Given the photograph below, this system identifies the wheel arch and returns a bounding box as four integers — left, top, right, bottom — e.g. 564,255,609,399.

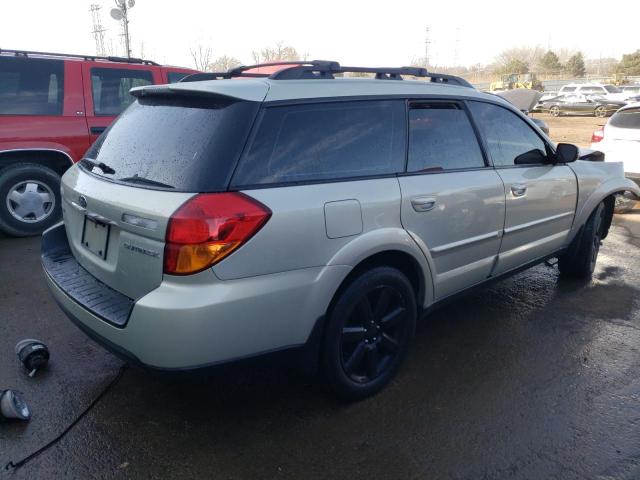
0,149,74,178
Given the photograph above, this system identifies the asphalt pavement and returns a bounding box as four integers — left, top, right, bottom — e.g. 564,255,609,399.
2,214,640,479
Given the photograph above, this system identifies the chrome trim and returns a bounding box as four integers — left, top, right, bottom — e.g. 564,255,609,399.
431,230,502,254
504,211,574,235
0,148,74,166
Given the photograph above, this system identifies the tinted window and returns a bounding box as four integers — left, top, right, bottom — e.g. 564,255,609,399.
84,96,259,192
167,72,189,83
610,108,640,129
91,68,153,115
232,100,406,186
0,57,64,115
604,85,622,93
561,86,576,93
581,86,606,95
469,102,547,166
408,104,484,172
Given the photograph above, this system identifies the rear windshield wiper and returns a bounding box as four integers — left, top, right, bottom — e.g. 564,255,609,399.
81,158,116,175
118,175,175,189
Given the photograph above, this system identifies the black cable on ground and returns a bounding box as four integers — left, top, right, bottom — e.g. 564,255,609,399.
4,363,128,473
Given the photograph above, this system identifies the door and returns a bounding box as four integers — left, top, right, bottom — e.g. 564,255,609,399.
468,101,577,275
399,102,506,300
81,63,157,144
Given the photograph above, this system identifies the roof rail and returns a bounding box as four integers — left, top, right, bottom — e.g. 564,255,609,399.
180,59,474,88
0,48,159,66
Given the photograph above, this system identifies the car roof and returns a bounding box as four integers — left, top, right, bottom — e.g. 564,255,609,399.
133,77,497,104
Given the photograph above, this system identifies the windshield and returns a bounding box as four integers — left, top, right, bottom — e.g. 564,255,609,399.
604,85,622,93
83,96,259,192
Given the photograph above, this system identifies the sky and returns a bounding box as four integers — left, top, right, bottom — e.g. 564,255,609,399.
1,0,638,70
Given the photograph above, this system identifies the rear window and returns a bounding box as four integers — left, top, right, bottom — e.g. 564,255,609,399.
231,100,406,187
91,68,153,116
84,95,259,191
610,108,640,129
0,56,64,115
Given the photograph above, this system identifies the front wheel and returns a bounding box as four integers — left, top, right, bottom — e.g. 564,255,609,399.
549,105,561,117
0,163,62,237
594,106,607,118
558,202,606,278
321,266,417,400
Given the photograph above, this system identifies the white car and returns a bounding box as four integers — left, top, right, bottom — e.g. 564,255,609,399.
591,103,640,181
558,83,628,102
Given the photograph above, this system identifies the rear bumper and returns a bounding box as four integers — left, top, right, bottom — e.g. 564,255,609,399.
42,223,349,369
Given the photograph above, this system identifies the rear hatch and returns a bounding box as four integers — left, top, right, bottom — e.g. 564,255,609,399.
61,87,262,300
604,106,640,172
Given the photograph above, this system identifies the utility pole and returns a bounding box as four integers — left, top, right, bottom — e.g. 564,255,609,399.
110,0,135,59
89,4,106,57
453,27,461,67
424,26,431,70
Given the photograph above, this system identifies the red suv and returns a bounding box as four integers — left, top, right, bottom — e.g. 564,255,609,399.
0,49,196,236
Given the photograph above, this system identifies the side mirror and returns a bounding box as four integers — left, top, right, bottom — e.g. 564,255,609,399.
555,143,579,163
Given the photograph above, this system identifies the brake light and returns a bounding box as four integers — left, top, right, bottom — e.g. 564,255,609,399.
591,127,605,143
164,193,271,275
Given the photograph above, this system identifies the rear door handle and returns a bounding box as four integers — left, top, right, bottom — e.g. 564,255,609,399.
511,184,527,197
411,196,437,212
90,126,107,135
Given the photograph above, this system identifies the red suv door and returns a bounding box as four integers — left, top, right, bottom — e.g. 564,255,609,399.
82,62,159,144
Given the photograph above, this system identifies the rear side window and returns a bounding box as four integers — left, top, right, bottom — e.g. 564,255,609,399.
468,101,548,166
580,86,606,95
232,100,406,186
167,72,189,83
408,104,484,172
0,57,64,115
610,108,640,129
91,68,153,116
84,96,259,192
560,86,576,93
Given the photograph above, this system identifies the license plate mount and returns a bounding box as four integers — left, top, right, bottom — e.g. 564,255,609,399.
81,216,110,260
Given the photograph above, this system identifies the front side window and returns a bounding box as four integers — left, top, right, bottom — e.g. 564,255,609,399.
232,100,406,186
91,68,153,116
468,101,548,167
408,103,484,172
0,57,64,115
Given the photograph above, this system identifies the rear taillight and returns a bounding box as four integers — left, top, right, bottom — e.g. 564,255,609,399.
164,193,271,275
591,127,605,143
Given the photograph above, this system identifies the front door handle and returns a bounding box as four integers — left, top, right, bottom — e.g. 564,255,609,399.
511,184,527,197
411,196,437,212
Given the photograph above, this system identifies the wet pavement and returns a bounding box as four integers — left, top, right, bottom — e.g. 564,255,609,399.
2,215,640,479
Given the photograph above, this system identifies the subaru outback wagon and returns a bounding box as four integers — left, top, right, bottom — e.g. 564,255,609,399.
42,61,639,399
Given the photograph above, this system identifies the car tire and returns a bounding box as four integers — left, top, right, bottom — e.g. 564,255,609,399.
549,105,560,117
594,106,607,118
558,202,606,278
0,163,62,237
321,266,417,400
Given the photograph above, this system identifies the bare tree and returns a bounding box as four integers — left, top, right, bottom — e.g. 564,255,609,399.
252,41,303,63
190,45,213,71
493,46,545,74
210,55,242,72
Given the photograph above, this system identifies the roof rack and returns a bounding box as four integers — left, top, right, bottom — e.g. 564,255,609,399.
180,60,474,88
0,49,159,66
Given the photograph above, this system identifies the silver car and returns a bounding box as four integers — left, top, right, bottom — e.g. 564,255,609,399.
42,61,640,399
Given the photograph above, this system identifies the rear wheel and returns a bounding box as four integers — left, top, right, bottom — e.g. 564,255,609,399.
549,105,560,117
321,266,417,400
0,163,62,237
594,106,607,118
558,202,606,278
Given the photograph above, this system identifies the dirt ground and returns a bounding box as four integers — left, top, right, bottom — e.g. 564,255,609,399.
531,112,605,147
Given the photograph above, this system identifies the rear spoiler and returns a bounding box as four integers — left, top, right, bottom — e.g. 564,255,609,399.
129,82,269,103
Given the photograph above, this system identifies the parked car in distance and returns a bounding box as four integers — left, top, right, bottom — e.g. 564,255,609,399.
591,103,640,182
558,83,628,102
0,49,197,237
621,85,640,99
539,94,626,117
42,60,639,399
